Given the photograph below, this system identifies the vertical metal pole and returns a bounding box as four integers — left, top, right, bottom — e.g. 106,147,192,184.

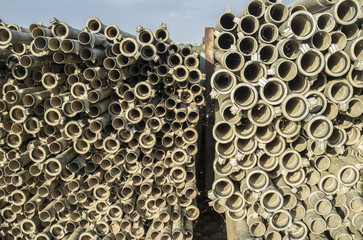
203,27,215,192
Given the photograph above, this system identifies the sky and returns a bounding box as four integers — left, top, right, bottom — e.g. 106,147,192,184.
1,0,294,44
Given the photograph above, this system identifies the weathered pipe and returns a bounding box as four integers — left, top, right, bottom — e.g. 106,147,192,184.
311,31,331,51
330,31,348,50
78,31,106,48
325,0,361,26
314,13,336,32
340,23,359,41
246,211,266,237
212,119,235,144
296,47,325,77
260,184,283,212
44,147,77,176
214,31,236,51
324,79,353,106
345,36,363,62
264,3,288,25
279,11,316,40
229,83,258,114
237,0,265,18
281,94,310,121
257,43,278,64
254,124,276,144
304,209,327,234
0,26,32,45
215,49,245,72
104,24,135,41
80,47,106,63
219,98,242,125
51,21,82,39
215,7,237,32
237,36,258,57
324,50,351,77
318,171,339,195
235,15,259,36
212,177,235,199
240,60,267,86
275,116,301,140
257,23,279,44
309,187,333,216
246,167,269,192
247,100,275,127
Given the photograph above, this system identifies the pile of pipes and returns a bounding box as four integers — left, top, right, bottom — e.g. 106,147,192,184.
0,17,203,240
210,0,363,239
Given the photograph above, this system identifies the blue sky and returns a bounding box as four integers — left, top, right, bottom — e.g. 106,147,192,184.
1,0,294,44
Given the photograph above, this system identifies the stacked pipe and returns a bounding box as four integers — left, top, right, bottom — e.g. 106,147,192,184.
0,17,202,240
209,0,363,239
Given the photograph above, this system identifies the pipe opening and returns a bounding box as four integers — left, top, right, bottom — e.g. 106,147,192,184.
331,82,351,101
251,103,271,124
0,28,10,43
263,81,284,102
336,0,358,22
238,37,257,55
317,14,335,31
225,52,243,70
106,26,118,38
54,24,67,37
233,85,255,107
248,0,264,17
327,52,349,74
219,13,235,31
214,122,233,141
214,71,233,91
262,192,282,210
265,137,284,155
290,14,313,37
122,40,136,54
341,24,358,40
214,179,233,197
312,31,330,50
260,25,277,42
259,45,276,63
217,32,235,51
250,222,266,237
282,152,300,171
236,138,255,152
321,175,338,193
71,100,84,112
271,211,290,230
243,62,263,83
241,16,258,34
300,51,321,73
248,172,268,189
347,99,363,117
269,4,287,22
80,48,92,60
284,96,307,119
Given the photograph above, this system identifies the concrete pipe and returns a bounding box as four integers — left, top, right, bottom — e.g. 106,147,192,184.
257,151,278,172
269,209,292,231
264,3,288,25
304,115,333,141
311,31,332,51
257,43,278,64
214,49,245,72
247,100,275,127
288,0,337,11
318,171,339,195
246,167,269,192
210,68,237,98
260,185,284,212
275,116,301,141
324,50,351,77
304,209,327,234
280,11,316,40
295,47,325,77
237,36,258,57
230,83,258,114
325,0,361,25
257,23,279,44
235,15,259,36
254,123,276,144
246,212,266,237
283,168,305,187
237,0,265,18
240,60,267,86
324,79,354,107
214,31,236,51
314,13,336,32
